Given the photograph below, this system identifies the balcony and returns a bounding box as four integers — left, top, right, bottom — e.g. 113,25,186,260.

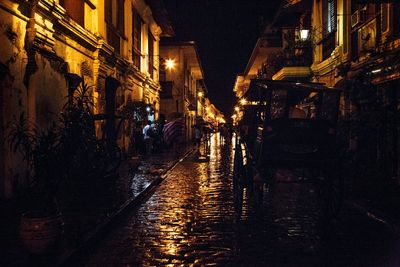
272,28,312,81
351,18,378,61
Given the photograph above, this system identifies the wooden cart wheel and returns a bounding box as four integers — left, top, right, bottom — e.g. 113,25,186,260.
319,165,344,220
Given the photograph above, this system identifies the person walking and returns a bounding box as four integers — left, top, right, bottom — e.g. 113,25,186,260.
163,118,185,154
194,125,202,151
143,121,153,155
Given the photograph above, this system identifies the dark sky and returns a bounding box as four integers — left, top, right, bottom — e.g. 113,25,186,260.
163,0,281,116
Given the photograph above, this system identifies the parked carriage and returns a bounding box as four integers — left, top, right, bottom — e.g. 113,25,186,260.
234,79,343,219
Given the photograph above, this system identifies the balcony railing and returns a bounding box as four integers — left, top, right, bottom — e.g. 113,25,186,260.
351,17,379,61
279,28,312,68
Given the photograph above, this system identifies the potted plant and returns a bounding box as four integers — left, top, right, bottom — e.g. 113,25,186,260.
8,113,64,254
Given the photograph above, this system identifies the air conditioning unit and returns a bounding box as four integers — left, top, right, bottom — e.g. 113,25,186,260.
351,9,366,28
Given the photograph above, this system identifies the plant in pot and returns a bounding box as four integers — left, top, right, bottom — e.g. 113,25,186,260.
60,78,99,180
8,113,64,255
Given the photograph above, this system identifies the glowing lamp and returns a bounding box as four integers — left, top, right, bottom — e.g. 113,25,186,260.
300,29,310,41
165,59,175,70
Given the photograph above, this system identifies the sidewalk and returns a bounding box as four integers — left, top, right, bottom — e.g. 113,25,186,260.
0,146,194,266
346,178,400,235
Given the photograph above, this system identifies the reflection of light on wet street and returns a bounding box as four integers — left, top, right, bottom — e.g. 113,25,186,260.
78,133,400,266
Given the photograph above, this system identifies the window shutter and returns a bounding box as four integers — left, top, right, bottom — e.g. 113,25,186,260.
117,0,124,34
132,8,142,68
105,0,112,24
323,0,337,37
148,32,154,78
60,0,84,26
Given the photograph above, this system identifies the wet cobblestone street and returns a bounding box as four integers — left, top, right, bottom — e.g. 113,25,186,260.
74,134,400,266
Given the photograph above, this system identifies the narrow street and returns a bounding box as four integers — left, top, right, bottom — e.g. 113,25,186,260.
72,134,400,267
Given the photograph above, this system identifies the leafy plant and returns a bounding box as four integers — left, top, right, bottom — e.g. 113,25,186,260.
8,113,63,214
60,78,99,180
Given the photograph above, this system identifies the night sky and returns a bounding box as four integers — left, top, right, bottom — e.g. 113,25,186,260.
163,0,281,116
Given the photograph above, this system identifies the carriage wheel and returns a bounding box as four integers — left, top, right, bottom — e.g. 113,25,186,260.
319,165,344,221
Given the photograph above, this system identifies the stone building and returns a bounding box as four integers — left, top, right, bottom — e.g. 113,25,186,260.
0,0,173,199
234,0,400,181
159,41,208,142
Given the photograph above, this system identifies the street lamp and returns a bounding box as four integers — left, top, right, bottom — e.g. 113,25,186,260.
299,29,310,41
234,106,240,112
240,98,247,106
198,91,203,98
165,59,175,70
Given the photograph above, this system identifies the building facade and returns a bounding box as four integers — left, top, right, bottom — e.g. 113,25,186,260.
0,0,172,199
159,41,209,142
234,0,400,182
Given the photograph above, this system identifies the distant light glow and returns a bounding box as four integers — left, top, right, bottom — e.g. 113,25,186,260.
240,99,247,105
234,106,240,112
198,92,203,97
146,106,151,112
165,59,175,70
371,69,382,74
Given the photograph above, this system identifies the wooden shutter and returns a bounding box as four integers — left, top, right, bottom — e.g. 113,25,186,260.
323,0,337,37
117,0,124,34
105,0,112,24
60,0,84,26
148,32,154,78
132,8,142,68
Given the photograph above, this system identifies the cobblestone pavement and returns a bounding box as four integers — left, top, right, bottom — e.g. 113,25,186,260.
73,134,400,267
0,149,190,267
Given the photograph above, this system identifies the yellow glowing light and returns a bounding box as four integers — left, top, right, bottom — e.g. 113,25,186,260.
234,106,240,112
300,29,310,41
165,59,175,70
240,98,247,105
231,114,237,119
198,92,203,97
205,107,210,111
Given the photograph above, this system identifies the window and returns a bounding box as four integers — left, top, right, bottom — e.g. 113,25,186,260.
148,32,154,78
105,0,124,54
343,0,348,54
322,0,336,60
132,8,142,69
60,0,84,26
381,4,389,33
117,0,124,34
395,2,400,37
323,0,336,37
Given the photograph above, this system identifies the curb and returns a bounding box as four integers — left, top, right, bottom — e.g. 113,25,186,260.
58,147,195,266
346,199,400,237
